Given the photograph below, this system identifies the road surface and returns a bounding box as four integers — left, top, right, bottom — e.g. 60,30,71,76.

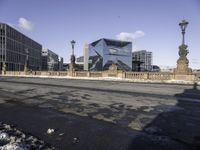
0,76,200,150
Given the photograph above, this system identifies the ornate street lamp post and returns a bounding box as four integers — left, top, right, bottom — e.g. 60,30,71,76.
70,40,76,65
179,19,188,45
175,19,192,75
69,40,76,75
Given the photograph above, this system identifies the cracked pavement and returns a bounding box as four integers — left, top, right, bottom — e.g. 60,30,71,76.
0,77,200,150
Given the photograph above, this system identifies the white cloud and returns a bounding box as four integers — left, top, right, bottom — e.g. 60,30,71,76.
18,18,33,31
116,30,145,41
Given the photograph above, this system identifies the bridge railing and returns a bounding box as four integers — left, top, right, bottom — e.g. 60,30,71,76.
1,70,200,82
75,71,88,77
125,72,148,79
148,72,172,80
90,72,103,77
125,72,173,80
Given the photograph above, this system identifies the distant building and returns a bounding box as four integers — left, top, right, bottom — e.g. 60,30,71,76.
85,38,132,71
42,48,59,71
84,44,89,70
0,23,42,71
76,56,84,63
58,57,64,71
152,65,160,72
76,56,84,70
62,63,68,71
132,50,152,71
160,66,174,72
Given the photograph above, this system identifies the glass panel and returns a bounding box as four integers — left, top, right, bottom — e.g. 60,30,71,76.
88,39,132,71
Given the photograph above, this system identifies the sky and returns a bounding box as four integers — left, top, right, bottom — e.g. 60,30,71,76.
0,0,200,69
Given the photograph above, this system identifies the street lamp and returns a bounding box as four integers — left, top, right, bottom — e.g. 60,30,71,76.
175,19,192,75
178,20,189,57
179,19,189,45
70,40,76,64
71,40,76,55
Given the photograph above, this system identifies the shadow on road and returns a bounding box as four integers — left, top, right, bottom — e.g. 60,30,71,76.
127,83,200,150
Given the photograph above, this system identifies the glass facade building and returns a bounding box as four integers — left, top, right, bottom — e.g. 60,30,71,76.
0,23,42,71
42,49,59,71
87,39,132,71
132,50,153,71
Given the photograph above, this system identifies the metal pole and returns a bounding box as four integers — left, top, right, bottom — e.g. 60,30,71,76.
72,45,74,56
182,31,185,45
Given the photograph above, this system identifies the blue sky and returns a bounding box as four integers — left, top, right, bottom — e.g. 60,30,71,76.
0,0,200,69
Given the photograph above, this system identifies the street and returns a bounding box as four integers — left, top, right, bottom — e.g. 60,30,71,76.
0,77,200,150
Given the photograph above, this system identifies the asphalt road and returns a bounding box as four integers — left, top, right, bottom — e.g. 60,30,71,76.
0,76,200,150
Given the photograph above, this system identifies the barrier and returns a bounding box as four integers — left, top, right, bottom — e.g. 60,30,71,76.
1,70,199,82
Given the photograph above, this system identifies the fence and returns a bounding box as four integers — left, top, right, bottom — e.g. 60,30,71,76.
1,70,199,81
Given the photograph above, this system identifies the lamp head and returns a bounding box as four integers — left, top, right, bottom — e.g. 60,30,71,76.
179,20,189,31
71,40,76,46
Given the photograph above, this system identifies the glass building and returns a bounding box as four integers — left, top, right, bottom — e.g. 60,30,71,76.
0,23,42,71
132,50,152,71
87,38,132,71
42,48,59,71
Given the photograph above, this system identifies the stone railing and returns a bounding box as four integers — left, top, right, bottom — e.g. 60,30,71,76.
1,70,200,82
125,72,173,80
89,72,103,77
59,71,68,76
125,72,148,79
4,71,25,75
148,72,172,80
75,71,88,77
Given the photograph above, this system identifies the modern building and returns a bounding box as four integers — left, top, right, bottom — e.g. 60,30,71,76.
76,56,84,63
85,38,132,71
132,50,152,71
152,65,160,72
76,56,84,70
42,48,59,71
84,44,89,70
0,23,42,71
62,63,68,71
58,57,64,71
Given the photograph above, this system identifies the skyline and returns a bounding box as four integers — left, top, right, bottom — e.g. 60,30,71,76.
0,0,200,69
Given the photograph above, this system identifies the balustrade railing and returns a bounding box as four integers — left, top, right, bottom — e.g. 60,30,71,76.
148,72,172,80
90,72,102,77
75,71,88,77
1,70,199,82
125,72,147,79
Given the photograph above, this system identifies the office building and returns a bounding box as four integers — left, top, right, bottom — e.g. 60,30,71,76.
132,50,152,71
58,57,64,71
76,56,84,63
42,48,59,71
85,38,132,71
84,44,89,70
0,23,42,71
76,56,84,70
